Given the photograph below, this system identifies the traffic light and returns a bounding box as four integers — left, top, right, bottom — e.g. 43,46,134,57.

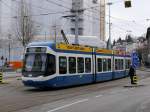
124,0,132,8
146,27,150,39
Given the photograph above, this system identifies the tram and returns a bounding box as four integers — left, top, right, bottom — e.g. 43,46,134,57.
22,41,131,88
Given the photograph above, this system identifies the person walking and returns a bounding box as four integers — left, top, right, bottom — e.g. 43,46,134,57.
128,65,136,84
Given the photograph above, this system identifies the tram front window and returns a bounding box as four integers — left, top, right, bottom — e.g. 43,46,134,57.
23,54,56,77
24,54,47,72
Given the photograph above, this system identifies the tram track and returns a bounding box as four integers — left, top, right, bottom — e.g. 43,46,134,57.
0,70,149,112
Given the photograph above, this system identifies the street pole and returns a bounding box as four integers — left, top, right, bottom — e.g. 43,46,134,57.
146,19,150,65
54,26,56,43
45,31,46,40
52,25,57,43
107,2,112,49
75,11,79,44
8,43,10,63
148,33,150,65
100,0,106,41
0,0,2,37
8,34,12,63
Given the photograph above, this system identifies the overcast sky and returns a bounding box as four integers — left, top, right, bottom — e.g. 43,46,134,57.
106,0,150,41
0,0,150,41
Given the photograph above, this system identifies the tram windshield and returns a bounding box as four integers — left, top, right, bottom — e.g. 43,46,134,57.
24,54,47,72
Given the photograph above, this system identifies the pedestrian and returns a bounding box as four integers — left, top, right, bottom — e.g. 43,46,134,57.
128,64,136,84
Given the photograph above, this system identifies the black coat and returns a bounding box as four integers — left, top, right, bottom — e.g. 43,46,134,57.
128,66,135,77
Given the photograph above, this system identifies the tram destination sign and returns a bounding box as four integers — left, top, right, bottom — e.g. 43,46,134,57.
26,47,47,53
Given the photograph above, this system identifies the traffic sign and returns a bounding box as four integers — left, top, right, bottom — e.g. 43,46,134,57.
131,51,140,68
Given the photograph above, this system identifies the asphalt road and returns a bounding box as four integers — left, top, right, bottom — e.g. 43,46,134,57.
0,69,150,112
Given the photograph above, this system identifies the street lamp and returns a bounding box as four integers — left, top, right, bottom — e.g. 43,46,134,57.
8,34,13,63
107,2,113,49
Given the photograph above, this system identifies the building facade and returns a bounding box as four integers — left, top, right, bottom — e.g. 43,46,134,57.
70,0,100,37
10,0,100,40
0,0,103,67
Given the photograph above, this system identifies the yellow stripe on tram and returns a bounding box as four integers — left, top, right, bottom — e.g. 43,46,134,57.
56,43,93,52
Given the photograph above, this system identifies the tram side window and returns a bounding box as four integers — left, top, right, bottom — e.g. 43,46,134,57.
103,58,107,72
116,59,124,70
59,57,67,74
115,59,119,70
77,57,84,73
125,60,128,69
118,59,120,70
97,58,102,72
108,59,111,71
85,58,91,73
47,54,56,75
120,59,124,70
69,57,76,74
128,60,131,68
126,60,131,69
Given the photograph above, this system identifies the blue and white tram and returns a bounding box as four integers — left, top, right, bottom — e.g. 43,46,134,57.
22,41,131,88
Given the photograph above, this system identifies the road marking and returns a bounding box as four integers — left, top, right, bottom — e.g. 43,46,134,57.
95,94,103,98
47,99,89,112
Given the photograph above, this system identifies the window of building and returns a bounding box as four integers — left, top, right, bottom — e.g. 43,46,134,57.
69,57,76,74
77,57,84,73
78,28,83,35
71,28,75,35
85,58,91,73
70,28,83,35
59,56,67,74
97,58,102,72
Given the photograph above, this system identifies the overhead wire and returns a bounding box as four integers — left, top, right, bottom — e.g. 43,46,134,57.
0,0,70,18
46,0,71,10
0,0,147,37
15,0,61,12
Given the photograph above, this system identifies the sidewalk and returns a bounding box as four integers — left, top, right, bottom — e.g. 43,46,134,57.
137,67,150,72
3,72,21,79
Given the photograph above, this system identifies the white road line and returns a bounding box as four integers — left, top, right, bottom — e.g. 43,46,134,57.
47,99,89,112
95,94,103,98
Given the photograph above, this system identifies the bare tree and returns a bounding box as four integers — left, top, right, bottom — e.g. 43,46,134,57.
16,0,36,48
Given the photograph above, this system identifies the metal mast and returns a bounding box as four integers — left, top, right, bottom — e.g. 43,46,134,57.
100,0,106,41
73,0,80,44
0,0,2,37
75,10,79,44
107,2,112,49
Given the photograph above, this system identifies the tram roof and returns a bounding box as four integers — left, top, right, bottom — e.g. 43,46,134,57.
27,41,129,56
27,41,55,47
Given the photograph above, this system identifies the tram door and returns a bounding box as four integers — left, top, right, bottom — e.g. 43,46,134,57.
95,54,114,82
92,49,96,83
